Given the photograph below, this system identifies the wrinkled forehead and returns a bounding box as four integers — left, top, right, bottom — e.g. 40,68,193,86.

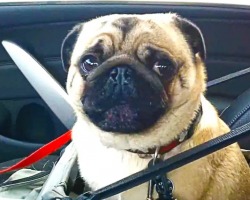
71,13,189,65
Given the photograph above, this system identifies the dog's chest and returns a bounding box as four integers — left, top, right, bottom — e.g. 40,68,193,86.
72,125,150,194
71,122,210,200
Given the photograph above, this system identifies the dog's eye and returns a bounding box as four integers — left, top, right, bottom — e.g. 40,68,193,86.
153,58,176,79
80,55,100,73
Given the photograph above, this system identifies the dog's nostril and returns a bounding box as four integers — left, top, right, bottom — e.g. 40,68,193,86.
110,68,118,81
109,66,133,85
123,69,132,85
124,69,131,79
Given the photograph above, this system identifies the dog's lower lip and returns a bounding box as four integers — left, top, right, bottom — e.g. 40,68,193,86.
95,104,142,133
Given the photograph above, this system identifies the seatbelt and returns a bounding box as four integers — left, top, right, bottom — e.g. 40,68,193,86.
207,66,250,88
69,120,250,200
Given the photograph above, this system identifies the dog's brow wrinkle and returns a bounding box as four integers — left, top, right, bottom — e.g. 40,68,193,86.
87,41,104,55
178,74,189,89
112,17,138,41
93,32,116,55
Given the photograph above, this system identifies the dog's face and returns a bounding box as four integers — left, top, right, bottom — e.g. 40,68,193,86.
62,13,207,150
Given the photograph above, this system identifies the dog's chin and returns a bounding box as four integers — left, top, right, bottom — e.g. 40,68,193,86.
84,103,166,134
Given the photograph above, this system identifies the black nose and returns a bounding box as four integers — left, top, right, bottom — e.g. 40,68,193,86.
109,65,132,86
106,65,136,101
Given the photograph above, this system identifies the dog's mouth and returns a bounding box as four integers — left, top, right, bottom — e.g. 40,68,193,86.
100,104,140,133
104,104,138,123
84,101,166,134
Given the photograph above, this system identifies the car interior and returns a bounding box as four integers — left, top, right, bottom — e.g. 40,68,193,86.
0,1,250,169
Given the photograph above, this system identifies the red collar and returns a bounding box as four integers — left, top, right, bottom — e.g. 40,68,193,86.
158,140,180,154
127,139,180,155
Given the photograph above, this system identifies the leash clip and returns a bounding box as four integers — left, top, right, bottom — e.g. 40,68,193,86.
147,147,160,200
146,147,177,200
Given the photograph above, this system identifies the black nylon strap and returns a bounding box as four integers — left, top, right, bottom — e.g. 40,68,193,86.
79,121,250,200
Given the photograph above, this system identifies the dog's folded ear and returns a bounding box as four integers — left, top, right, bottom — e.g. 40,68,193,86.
61,24,82,72
175,16,206,61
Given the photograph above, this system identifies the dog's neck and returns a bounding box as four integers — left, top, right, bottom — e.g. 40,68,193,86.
127,105,203,155
76,94,203,153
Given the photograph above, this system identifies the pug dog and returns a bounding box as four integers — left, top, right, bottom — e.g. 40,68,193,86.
61,13,250,200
